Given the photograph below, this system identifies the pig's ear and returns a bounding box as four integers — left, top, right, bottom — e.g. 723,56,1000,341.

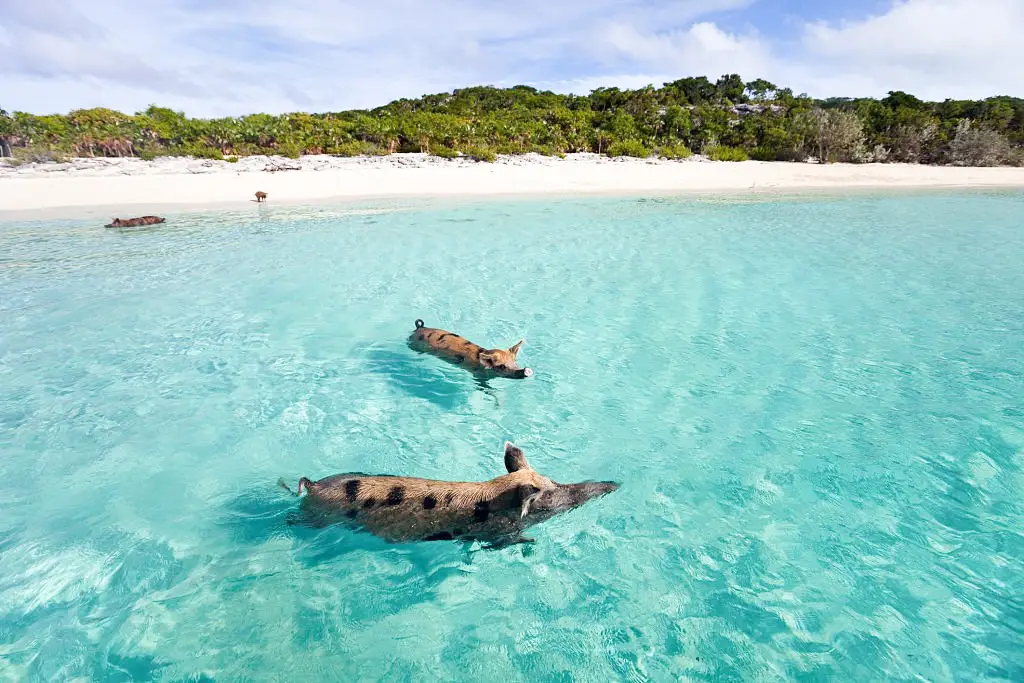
508,340,524,357
504,441,531,472
478,351,497,368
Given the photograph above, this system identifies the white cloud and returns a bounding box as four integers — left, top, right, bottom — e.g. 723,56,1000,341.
593,21,770,82
559,0,1024,101
0,0,754,115
0,0,1020,117
797,0,1024,100
804,0,1022,61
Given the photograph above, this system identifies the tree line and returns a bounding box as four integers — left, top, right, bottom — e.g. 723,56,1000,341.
1,75,1022,166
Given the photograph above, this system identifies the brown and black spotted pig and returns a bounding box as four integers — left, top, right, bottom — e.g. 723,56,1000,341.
104,216,166,228
281,442,618,548
408,319,533,379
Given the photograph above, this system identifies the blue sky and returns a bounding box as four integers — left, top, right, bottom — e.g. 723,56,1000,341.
1,0,1021,117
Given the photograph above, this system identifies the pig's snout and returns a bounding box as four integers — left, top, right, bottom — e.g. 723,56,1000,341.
516,368,533,379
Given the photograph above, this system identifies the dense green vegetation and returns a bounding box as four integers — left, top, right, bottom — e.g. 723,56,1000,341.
2,75,1022,166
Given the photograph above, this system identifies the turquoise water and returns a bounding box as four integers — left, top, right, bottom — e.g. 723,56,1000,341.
1,192,1022,681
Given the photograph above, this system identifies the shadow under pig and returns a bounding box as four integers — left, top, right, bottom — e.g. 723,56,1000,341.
359,342,498,410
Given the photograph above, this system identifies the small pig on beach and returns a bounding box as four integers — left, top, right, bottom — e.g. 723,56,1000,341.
105,216,166,228
409,319,533,380
280,442,619,548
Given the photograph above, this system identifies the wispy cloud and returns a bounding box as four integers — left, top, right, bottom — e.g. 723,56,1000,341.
798,0,1024,100
0,0,1020,117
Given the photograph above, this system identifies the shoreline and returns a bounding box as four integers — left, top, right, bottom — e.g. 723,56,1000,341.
2,153,1024,220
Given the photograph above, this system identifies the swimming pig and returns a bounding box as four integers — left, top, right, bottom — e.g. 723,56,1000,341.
280,442,618,548
105,216,166,228
409,319,533,379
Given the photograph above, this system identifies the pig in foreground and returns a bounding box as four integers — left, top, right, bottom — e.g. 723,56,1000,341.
280,442,618,548
105,216,166,228
409,319,533,380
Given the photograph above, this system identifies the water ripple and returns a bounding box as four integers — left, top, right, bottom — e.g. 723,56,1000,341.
1,193,1023,680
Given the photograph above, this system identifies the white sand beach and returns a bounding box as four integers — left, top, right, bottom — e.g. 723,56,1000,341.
2,153,1023,219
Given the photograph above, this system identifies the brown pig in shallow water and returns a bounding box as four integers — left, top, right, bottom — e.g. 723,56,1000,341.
408,319,533,379
280,442,619,548
105,216,166,228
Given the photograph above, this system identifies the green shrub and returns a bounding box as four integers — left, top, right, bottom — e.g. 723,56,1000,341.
225,155,239,163
332,141,385,157
606,140,651,158
657,143,692,160
278,143,302,159
706,145,749,162
184,145,223,160
13,146,70,164
748,146,780,161
431,145,459,159
138,148,158,161
528,144,557,157
462,145,497,162
492,142,519,155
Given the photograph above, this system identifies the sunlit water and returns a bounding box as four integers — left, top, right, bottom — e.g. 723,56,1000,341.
1,192,1022,681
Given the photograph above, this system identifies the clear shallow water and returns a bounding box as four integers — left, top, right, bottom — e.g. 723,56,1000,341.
1,192,1022,681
